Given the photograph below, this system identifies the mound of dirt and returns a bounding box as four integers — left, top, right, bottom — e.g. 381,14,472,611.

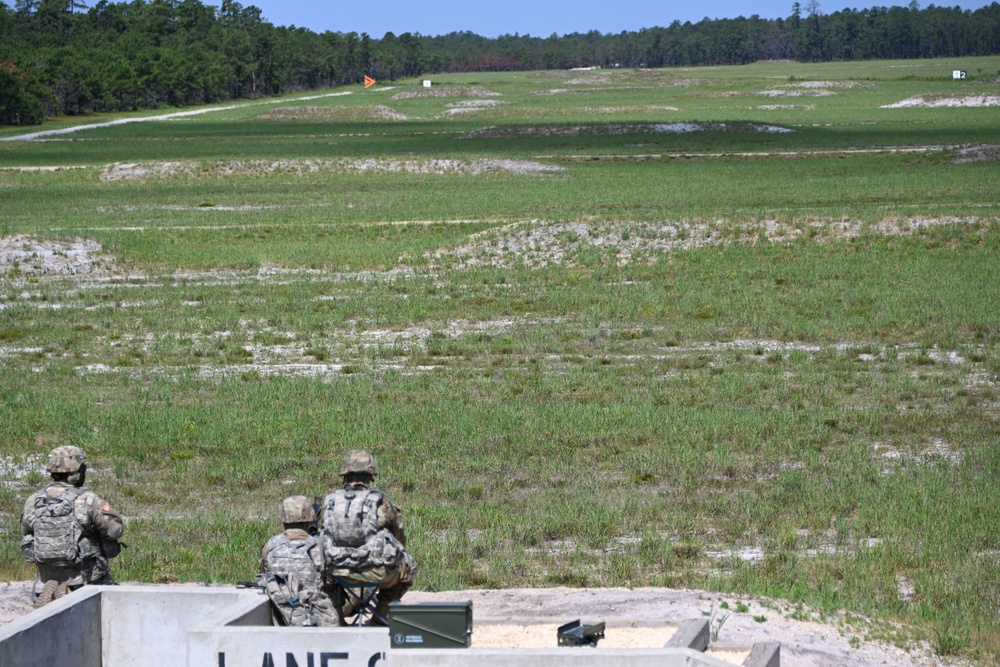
758,89,835,97
255,105,408,121
581,105,680,113
953,144,1000,163
444,100,508,108
459,122,792,140
881,95,1000,108
431,217,988,269
531,87,643,96
778,81,874,89
391,86,501,100
100,158,565,181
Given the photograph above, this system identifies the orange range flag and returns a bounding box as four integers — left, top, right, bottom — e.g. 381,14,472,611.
364,75,376,89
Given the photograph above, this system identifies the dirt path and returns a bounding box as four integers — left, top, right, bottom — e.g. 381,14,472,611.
0,582,969,666
0,92,352,142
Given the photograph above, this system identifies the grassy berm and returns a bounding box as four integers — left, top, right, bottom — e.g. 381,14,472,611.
1,57,999,661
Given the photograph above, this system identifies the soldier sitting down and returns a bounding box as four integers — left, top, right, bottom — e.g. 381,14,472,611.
260,495,339,627
320,450,417,626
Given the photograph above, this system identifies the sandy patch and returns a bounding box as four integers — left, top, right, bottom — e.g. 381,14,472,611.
101,161,199,180
582,105,680,113
439,100,510,116
433,217,983,269
538,146,952,161
779,80,874,89
255,105,408,121
391,86,501,100
874,438,964,474
99,158,564,181
953,144,1000,163
0,455,43,490
0,235,114,276
755,104,817,110
444,100,508,109
758,88,835,98
881,95,1000,108
0,582,34,625
472,622,678,649
531,86,644,96
459,122,791,140
0,166,89,172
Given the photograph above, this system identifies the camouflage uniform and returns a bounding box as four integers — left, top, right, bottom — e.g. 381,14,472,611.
259,496,338,627
19,446,124,608
319,451,417,623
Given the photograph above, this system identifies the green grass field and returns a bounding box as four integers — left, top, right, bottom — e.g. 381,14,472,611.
2,57,999,659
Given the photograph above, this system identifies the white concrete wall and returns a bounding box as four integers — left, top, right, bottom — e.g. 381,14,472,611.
101,586,259,667
190,625,391,667
0,586,102,667
188,589,391,667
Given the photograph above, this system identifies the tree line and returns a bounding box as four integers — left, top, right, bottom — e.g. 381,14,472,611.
422,2,1000,71
2,0,999,125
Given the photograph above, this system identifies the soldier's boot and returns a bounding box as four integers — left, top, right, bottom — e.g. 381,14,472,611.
34,580,62,609
91,572,117,586
372,582,410,626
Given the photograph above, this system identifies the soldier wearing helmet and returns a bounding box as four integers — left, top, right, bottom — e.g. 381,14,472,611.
259,496,338,627
19,445,124,608
318,450,418,625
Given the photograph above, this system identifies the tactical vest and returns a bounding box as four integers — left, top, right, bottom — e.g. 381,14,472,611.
321,488,402,570
263,534,323,626
31,487,85,566
264,534,322,591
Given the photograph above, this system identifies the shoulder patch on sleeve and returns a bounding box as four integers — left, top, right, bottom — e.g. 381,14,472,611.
103,502,111,512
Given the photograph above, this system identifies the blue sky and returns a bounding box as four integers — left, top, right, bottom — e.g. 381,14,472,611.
206,0,996,38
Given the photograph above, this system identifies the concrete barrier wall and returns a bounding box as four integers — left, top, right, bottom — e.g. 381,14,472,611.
190,625,391,667
101,586,257,667
0,587,775,667
221,591,273,627
0,586,102,667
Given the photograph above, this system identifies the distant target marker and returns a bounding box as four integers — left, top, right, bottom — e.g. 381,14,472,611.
364,75,376,88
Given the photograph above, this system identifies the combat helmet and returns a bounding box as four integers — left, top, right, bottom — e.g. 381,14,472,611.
45,446,87,474
339,450,377,477
279,496,315,524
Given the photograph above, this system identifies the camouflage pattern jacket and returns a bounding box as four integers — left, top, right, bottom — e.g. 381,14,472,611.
259,528,329,626
319,482,410,575
20,482,124,586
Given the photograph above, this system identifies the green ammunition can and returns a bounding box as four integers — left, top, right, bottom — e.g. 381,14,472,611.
388,601,473,649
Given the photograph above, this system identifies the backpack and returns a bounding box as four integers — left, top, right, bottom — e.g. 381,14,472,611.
321,488,382,549
31,488,84,566
321,488,406,571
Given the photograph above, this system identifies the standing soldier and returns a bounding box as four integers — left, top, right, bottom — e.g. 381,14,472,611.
19,445,124,608
259,496,339,627
319,450,417,625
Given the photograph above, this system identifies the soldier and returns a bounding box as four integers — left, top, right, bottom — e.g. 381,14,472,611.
319,450,417,626
19,445,124,609
259,496,339,627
